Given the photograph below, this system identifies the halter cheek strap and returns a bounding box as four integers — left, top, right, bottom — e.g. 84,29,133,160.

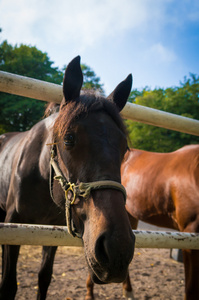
49,147,126,238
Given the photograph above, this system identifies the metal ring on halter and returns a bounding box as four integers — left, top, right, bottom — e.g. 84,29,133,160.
65,183,76,205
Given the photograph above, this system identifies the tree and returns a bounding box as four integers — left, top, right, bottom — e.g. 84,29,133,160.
0,41,63,83
81,64,104,94
126,74,199,152
0,41,64,133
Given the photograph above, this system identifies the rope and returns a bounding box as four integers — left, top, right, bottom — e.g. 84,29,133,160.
77,181,126,201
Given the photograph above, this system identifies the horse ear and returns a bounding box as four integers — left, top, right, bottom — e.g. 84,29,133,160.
107,74,132,112
62,56,83,105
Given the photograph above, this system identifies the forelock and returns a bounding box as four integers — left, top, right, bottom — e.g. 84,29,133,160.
53,93,126,140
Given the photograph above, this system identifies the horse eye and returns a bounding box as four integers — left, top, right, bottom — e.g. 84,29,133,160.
64,133,75,146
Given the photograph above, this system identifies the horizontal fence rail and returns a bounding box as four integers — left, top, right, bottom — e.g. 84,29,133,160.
0,223,199,249
0,71,199,136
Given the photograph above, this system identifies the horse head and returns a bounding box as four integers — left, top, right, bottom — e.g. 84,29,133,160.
51,56,135,284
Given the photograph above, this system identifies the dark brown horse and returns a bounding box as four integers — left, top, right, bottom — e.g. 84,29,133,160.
0,56,135,300
86,145,199,300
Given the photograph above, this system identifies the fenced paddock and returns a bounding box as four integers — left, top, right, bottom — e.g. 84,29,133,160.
0,70,199,250
0,71,199,299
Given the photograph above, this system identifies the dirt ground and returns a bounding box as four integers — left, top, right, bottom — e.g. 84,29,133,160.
0,244,185,300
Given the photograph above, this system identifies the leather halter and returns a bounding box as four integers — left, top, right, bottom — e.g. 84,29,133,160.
49,146,126,238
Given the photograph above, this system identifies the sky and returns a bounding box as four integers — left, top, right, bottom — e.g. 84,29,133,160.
0,0,199,95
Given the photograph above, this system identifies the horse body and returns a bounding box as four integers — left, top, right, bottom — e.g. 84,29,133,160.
0,56,135,300
123,146,199,233
122,146,199,300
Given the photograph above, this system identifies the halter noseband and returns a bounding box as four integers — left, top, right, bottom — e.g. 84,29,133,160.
49,146,126,238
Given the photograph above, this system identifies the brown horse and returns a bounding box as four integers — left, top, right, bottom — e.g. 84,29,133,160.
0,56,135,300
86,145,199,300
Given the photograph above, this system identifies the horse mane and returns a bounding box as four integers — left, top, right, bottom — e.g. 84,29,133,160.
53,92,127,141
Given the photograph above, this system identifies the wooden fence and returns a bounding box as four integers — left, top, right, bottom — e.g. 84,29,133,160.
0,71,199,136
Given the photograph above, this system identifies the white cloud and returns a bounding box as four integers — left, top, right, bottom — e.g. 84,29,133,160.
146,43,177,64
0,0,168,49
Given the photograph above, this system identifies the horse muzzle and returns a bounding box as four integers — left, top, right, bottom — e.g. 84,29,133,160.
87,233,135,284
84,222,135,284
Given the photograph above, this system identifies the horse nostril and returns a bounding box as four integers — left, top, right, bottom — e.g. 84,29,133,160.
95,233,110,264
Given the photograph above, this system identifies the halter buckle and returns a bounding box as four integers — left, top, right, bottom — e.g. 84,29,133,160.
65,182,76,205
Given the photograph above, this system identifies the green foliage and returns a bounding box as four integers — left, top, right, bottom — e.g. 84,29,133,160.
81,64,104,94
0,41,64,133
0,41,63,83
126,74,199,152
